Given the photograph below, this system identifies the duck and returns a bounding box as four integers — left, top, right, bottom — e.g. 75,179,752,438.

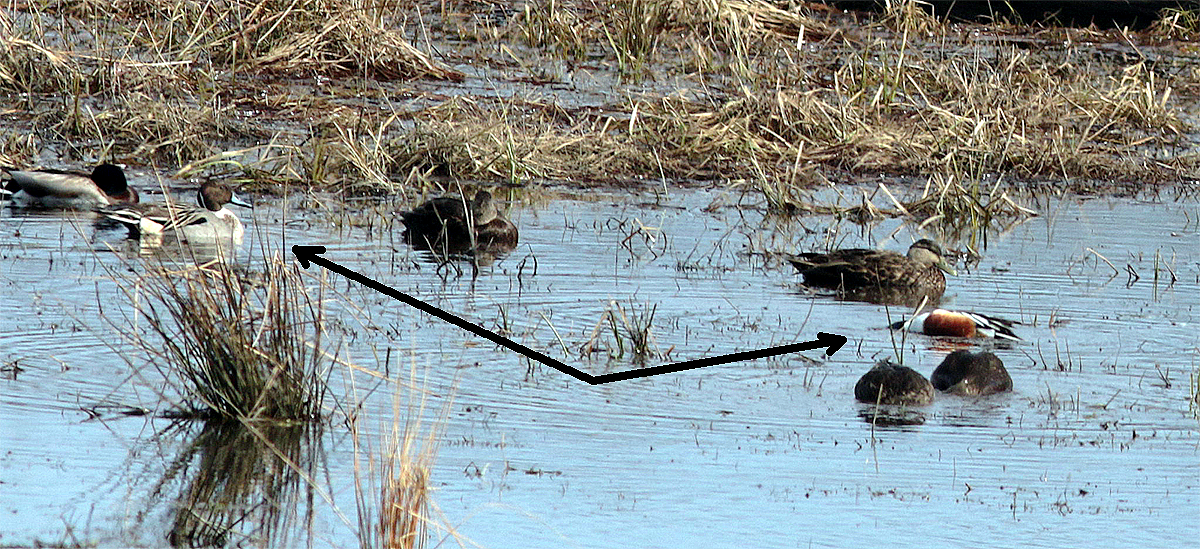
930,350,1012,396
854,359,934,406
891,309,1021,340
788,239,956,295
2,163,139,208
400,190,518,256
99,181,251,246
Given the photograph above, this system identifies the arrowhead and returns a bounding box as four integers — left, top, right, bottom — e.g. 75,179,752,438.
817,332,847,356
291,245,327,269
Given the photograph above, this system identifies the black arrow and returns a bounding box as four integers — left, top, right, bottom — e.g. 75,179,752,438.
293,245,846,385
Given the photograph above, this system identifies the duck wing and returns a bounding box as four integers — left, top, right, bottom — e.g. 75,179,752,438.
960,311,1021,340
4,169,94,199
788,249,907,288
101,203,210,234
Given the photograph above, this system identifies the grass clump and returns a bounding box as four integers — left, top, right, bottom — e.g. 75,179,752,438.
581,300,661,364
119,256,331,422
351,367,451,549
389,96,659,185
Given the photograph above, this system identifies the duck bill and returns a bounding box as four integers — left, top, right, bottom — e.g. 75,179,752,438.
936,258,957,276
229,191,253,209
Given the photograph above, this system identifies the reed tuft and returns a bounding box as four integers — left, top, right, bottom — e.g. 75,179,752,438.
119,256,330,422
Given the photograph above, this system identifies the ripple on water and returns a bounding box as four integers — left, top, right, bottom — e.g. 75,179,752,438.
1,187,1197,548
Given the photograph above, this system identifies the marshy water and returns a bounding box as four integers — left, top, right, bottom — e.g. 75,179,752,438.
1,183,1197,548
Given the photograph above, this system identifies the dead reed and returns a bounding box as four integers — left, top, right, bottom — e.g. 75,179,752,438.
1191,359,1200,421
351,363,451,549
1,0,1195,196
115,255,330,422
1149,7,1200,40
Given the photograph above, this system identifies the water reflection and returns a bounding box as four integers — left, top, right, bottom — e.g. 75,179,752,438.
856,406,928,427
142,420,322,548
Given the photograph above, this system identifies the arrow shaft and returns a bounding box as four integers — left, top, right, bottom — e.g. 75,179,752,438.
591,341,823,383
306,255,591,382
297,249,837,385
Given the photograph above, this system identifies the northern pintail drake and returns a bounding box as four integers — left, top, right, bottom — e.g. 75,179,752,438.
854,360,934,406
401,190,518,256
100,181,251,245
891,309,1021,340
930,350,1013,396
789,239,956,295
2,163,139,208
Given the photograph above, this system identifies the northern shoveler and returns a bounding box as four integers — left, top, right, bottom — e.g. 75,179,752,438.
891,309,1021,340
854,360,934,406
930,350,1013,396
100,181,252,246
788,239,956,295
2,164,139,208
401,190,518,256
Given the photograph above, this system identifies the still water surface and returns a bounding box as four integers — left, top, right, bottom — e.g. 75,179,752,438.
1,183,1197,548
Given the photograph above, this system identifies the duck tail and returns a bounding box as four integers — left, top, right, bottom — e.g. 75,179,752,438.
964,311,1022,341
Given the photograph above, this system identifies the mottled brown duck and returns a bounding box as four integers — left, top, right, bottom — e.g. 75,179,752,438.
788,239,956,305
400,190,518,257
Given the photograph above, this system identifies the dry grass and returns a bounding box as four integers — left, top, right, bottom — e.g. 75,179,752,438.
388,96,660,185
637,42,1191,181
1,0,1195,196
0,0,457,168
351,365,451,549
1149,7,1200,40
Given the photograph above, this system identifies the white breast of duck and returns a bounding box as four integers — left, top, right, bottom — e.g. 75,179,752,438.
101,181,250,245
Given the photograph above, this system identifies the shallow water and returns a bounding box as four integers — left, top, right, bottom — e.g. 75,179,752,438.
1,183,1197,548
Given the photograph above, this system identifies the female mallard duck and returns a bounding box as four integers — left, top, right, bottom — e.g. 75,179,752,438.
854,360,934,406
2,163,139,208
401,190,518,256
891,309,1021,340
930,350,1012,396
789,239,956,295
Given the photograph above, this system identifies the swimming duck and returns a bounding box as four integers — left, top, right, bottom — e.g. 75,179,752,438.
2,163,139,208
788,239,956,296
400,190,518,256
891,309,1021,340
100,181,251,246
854,359,934,406
930,350,1012,396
